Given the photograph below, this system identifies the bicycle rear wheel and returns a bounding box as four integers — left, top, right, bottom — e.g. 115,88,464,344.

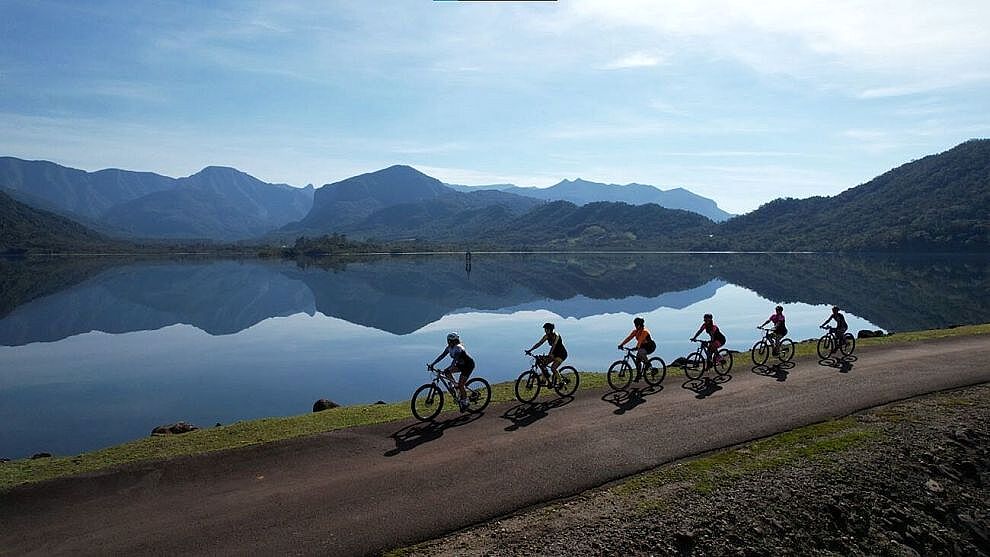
751,340,769,366
514,370,541,403
840,333,856,356
714,349,733,376
464,377,491,413
607,360,633,390
643,357,666,386
778,338,795,362
411,384,443,421
682,352,705,380
817,335,833,359
554,366,580,397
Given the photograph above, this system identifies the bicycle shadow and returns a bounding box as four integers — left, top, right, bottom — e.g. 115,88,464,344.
500,396,574,431
384,412,482,456
818,354,858,373
681,374,731,399
751,360,796,382
602,384,663,415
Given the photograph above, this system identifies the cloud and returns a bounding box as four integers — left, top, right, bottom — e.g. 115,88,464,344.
599,51,666,70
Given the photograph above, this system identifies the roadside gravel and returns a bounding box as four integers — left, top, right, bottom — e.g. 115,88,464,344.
399,385,990,556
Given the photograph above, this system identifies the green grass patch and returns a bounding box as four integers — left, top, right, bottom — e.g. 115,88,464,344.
616,417,880,500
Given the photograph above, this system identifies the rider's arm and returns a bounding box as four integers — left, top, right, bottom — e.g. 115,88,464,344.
690,325,703,341
529,334,547,352
430,346,450,367
618,330,635,347
759,318,770,327
821,315,834,327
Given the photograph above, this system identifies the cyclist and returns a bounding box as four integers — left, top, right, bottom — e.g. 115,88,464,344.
429,332,476,411
526,322,568,385
691,313,727,364
758,305,787,355
820,306,848,352
618,317,656,374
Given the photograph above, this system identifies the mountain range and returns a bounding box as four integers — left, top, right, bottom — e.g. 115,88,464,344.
447,178,733,222
1,139,988,252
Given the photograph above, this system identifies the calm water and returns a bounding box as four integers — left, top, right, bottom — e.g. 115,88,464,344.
0,253,987,459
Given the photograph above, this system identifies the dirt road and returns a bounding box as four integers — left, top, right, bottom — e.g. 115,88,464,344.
2,335,989,556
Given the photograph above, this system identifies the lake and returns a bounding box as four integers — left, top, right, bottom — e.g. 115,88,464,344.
1,252,987,459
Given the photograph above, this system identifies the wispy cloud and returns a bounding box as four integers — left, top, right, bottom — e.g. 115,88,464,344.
599,51,666,70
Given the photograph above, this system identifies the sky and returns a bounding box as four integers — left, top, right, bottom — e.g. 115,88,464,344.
1,1,989,214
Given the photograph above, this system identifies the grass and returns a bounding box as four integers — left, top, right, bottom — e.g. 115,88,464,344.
2,323,988,492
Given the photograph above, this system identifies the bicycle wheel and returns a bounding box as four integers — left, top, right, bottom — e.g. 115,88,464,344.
682,352,705,380
817,335,833,359
643,357,667,387
411,384,443,421
554,366,580,397
464,377,491,413
714,349,733,376
751,340,769,366
778,338,795,362
607,360,633,390
514,370,542,403
840,333,856,356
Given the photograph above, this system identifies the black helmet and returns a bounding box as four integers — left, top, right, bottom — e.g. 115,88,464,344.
633,317,645,326
543,322,554,331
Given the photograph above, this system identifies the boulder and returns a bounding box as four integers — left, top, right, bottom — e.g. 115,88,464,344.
374,400,387,405
151,422,199,436
857,329,885,339
31,453,52,459
0,458,10,464
313,399,340,412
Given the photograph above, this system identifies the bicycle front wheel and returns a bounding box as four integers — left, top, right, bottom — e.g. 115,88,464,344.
840,333,856,356
817,335,833,359
778,338,795,362
682,352,705,380
643,357,667,386
751,340,769,366
554,366,580,397
714,349,733,376
607,360,633,391
514,370,541,403
411,384,443,421
464,377,492,413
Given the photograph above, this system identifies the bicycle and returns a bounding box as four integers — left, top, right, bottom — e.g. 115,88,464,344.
514,352,580,403
606,347,667,391
751,327,795,365
681,339,733,380
411,364,492,421
817,326,855,359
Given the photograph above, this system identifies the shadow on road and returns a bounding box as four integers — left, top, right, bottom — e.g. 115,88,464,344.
384,412,482,456
818,354,858,373
681,374,731,399
751,360,796,382
500,396,574,431
602,384,663,415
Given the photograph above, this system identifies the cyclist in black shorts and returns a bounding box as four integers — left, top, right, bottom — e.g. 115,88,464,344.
821,306,848,349
430,332,476,411
526,322,568,384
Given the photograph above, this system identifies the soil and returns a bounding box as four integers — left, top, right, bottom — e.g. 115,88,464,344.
401,385,990,556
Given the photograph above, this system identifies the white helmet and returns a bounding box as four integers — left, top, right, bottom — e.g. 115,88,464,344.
446,332,460,342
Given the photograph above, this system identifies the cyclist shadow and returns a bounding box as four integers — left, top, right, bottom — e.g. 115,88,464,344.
751,361,796,382
500,396,574,431
384,412,482,457
818,354,858,373
602,384,663,415
681,374,730,399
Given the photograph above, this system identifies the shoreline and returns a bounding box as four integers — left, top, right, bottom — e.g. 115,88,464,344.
1,323,988,492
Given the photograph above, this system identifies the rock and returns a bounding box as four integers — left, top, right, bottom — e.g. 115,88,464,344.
151,422,199,436
31,452,52,459
214,422,223,428
925,479,943,493
0,458,10,464
313,399,340,412
857,329,885,339
375,400,387,405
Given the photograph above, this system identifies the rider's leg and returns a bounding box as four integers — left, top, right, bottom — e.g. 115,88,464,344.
712,340,724,363
636,348,647,371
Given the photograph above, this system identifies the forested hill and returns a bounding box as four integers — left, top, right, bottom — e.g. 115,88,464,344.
0,191,120,253
716,139,990,251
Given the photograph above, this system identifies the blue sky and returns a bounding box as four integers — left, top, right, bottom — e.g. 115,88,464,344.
1,1,988,213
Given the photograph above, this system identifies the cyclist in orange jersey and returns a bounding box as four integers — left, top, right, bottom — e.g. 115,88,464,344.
618,317,657,373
